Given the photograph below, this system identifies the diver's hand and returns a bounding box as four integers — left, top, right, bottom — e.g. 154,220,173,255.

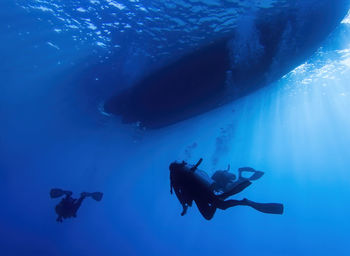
181,204,188,216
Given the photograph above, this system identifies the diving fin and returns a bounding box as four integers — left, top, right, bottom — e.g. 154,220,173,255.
244,199,284,214
90,192,103,201
249,171,264,181
50,188,65,198
238,167,264,181
50,188,72,198
238,167,256,173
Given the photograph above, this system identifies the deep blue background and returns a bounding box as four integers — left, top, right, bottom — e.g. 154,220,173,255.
1,1,350,255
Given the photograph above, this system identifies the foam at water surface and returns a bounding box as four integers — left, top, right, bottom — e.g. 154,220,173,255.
16,0,288,59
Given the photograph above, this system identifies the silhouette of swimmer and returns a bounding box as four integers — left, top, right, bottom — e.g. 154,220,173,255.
50,188,103,222
169,159,283,220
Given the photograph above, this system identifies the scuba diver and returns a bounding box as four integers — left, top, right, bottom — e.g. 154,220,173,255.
50,188,103,222
169,159,283,220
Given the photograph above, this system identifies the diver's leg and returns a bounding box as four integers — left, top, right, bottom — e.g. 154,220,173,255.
214,198,247,210
242,198,284,214
195,200,216,220
181,204,188,216
214,197,284,214
217,180,252,200
73,195,86,214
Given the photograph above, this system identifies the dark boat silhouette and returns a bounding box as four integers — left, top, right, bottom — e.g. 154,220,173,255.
104,1,350,129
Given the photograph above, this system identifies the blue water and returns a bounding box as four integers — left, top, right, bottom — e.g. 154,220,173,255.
2,0,350,255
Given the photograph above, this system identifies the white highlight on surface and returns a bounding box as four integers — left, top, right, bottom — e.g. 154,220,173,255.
76,7,87,13
106,0,126,10
341,10,350,24
98,102,111,117
86,22,97,30
29,5,53,13
96,42,106,47
47,42,60,50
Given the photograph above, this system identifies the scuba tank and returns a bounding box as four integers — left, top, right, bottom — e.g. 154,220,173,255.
186,158,214,189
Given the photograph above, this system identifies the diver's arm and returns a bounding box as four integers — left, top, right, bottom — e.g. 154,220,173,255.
181,204,188,216
174,187,185,205
177,189,188,216
174,187,193,216
174,187,189,215
170,174,174,194
72,195,86,214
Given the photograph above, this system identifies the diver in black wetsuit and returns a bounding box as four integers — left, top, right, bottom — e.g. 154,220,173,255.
169,159,283,220
50,188,103,222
